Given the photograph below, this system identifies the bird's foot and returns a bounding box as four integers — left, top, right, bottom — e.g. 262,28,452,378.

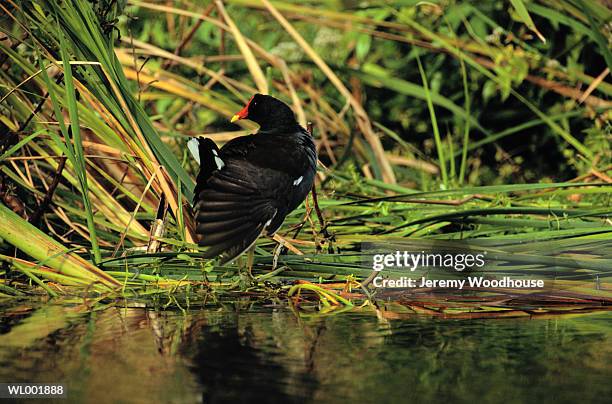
237,269,256,289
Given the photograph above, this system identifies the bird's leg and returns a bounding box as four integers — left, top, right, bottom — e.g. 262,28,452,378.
237,244,257,288
246,244,255,278
271,237,286,271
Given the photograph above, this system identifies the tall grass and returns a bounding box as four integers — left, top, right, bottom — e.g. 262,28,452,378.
0,0,609,309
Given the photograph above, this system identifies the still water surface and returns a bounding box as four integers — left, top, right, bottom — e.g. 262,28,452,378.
0,303,610,404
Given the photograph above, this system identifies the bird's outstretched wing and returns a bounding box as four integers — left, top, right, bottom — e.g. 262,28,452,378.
193,137,295,264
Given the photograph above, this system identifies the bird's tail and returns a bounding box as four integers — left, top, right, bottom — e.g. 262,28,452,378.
191,138,221,206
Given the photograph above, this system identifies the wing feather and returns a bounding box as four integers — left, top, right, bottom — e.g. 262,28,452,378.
202,225,265,264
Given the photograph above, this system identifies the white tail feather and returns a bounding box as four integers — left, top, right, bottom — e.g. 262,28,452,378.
187,138,200,165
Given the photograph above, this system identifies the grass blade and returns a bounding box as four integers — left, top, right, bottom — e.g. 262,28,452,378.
509,0,546,42
416,53,447,187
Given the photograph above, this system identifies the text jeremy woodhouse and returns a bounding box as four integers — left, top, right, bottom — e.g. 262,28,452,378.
370,251,545,289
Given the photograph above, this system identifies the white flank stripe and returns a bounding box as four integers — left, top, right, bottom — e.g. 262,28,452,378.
264,209,277,229
214,156,225,170
293,176,303,186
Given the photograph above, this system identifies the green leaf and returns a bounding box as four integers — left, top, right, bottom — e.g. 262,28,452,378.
575,0,612,71
509,0,546,43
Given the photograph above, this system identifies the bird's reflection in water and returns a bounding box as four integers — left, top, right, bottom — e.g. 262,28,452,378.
182,312,318,404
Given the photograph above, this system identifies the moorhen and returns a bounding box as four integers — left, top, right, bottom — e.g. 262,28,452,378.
190,94,317,263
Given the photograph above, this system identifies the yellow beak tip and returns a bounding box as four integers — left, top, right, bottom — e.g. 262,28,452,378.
230,115,239,123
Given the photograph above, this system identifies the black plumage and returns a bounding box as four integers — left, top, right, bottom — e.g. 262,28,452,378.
192,94,317,263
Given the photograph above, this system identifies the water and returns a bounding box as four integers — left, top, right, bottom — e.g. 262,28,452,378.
0,302,610,404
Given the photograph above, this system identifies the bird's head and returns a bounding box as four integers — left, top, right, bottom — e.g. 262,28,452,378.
231,94,297,132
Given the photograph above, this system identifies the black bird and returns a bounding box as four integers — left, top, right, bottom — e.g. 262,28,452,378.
191,94,317,263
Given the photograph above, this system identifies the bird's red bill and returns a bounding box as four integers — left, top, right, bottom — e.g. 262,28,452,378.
231,96,254,122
